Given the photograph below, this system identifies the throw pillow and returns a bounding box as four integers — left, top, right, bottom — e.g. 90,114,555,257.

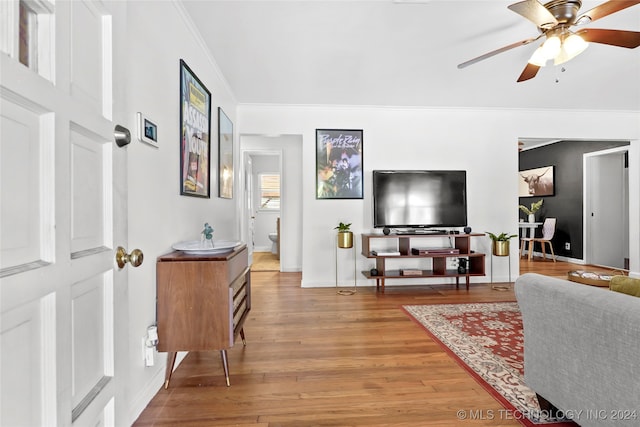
610,275,640,297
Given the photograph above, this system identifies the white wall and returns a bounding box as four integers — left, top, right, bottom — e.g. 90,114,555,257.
122,1,239,422
238,105,640,286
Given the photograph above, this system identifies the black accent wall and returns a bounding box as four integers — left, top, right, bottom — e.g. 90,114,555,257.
519,140,629,260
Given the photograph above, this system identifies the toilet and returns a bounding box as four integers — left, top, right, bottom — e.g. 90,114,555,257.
268,232,278,255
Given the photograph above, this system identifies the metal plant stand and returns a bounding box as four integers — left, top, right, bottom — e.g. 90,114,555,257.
335,238,357,295
491,250,512,291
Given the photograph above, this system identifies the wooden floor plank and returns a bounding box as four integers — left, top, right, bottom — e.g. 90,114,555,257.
133,260,605,426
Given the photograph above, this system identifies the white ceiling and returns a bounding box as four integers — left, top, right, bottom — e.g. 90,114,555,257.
181,0,640,110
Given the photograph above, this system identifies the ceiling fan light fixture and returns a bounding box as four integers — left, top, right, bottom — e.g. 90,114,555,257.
541,35,562,59
564,33,588,55
554,33,589,65
528,46,548,66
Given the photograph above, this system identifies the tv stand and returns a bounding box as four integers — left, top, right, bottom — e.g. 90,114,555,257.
361,233,485,292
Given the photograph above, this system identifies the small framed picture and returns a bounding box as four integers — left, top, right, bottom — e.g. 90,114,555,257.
137,112,158,147
519,165,554,197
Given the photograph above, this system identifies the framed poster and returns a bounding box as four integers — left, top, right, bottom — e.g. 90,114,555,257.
316,129,363,199
179,59,211,198
519,166,554,197
218,107,233,199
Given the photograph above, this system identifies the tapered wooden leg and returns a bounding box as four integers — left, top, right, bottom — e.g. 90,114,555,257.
164,351,177,389
240,328,247,346
520,239,525,257
548,241,556,262
220,350,230,387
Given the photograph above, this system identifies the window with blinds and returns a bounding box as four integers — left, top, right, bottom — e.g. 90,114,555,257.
259,173,280,210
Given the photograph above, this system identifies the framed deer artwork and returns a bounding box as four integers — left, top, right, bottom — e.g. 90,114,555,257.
519,166,555,197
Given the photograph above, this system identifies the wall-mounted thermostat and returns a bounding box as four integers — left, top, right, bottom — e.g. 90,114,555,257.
137,112,158,147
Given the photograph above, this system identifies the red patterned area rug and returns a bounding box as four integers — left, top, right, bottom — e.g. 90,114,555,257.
403,302,576,427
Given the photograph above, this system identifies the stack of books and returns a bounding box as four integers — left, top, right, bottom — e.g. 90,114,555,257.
400,269,422,276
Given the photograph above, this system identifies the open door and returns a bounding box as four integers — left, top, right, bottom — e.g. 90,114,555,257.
1,1,132,425
585,147,629,269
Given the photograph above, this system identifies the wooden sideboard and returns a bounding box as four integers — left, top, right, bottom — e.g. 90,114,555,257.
156,245,251,388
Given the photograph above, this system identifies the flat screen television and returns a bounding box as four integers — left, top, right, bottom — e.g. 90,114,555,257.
372,170,468,229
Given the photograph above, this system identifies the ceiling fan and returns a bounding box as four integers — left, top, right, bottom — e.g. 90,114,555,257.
458,0,640,82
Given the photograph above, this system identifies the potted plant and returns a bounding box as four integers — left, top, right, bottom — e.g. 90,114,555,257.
519,199,543,223
335,222,353,248
486,232,518,256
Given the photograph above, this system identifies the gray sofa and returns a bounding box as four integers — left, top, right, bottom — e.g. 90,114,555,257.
515,273,640,427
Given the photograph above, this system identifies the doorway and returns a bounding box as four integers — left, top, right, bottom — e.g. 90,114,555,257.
518,139,630,271
246,152,282,271
240,134,304,273
585,147,629,269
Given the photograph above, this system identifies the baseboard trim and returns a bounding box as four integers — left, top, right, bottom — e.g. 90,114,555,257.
523,251,584,264
127,351,188,425
128,364,165,425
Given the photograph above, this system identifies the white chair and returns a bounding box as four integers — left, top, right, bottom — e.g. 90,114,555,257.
521,218,557,262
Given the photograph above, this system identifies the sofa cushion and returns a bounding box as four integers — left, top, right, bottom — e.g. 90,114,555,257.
610,275,640,297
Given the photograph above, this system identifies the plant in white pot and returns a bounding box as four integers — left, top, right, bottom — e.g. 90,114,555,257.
519,199,543,223
335,222,353,248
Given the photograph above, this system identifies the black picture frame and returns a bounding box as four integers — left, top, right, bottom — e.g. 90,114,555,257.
179,59,211,198
316,129,363,199
518,165,555,197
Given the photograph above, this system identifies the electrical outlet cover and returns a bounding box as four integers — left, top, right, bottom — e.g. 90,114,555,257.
145,347,155,366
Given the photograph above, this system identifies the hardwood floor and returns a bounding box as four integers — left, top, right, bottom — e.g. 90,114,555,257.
133,260,601,427
251,251,281,272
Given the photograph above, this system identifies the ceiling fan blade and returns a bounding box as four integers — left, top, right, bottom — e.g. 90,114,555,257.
457,36,541,69
517,63,541,82
508,0,558,29
575,0,640,25
577,28,640,48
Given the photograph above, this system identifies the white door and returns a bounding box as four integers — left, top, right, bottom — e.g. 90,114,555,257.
1,1,130,426
585,148,629,269
243,153,255,256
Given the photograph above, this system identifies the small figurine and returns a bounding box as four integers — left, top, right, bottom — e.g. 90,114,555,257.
201,223,214,247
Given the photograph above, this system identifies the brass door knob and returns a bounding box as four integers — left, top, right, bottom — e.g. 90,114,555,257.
116,246,144,268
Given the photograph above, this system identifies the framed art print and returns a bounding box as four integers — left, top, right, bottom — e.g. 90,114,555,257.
316,129,363,199
519,165,554,197
179,59,211,198
218,107,233,199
